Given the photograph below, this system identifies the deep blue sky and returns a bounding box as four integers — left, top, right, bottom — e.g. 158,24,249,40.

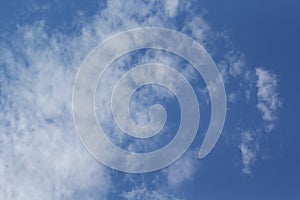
0,0,299,199
200,0,300,198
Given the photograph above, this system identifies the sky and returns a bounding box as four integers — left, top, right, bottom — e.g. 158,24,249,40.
0,0,299,199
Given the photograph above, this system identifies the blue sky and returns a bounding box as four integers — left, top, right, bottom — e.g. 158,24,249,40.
0,0,299,199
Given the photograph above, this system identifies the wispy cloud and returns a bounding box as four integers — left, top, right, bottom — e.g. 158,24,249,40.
0,1,195,198
164,151,198,187
0,24,111,199
122,185,182,200
0,0,282,198
219,57,281,174
164,0,179,18
237,68,280,174
239,131,259,174
256,68,281,132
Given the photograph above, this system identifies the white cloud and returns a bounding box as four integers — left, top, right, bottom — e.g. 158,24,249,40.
181,15,210,44
0,19,113,200
0,1,192,198
164,151,197,186
0,0,283,197
122,186,182,200
218,51,248,84
256,68,281,132
239,131,259,175
164,0,179,17
227,92,237,104
226,51,246,77
237,68,281,175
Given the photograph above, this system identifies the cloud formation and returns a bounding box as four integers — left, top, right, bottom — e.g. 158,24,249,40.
0,24,111,199
239,131,259,174
256,68,281,132
0,0,282,198
122,186,182,200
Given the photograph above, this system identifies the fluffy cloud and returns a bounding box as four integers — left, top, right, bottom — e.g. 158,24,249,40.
0,1,192,198
0,0,282,198
0,26,111,199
